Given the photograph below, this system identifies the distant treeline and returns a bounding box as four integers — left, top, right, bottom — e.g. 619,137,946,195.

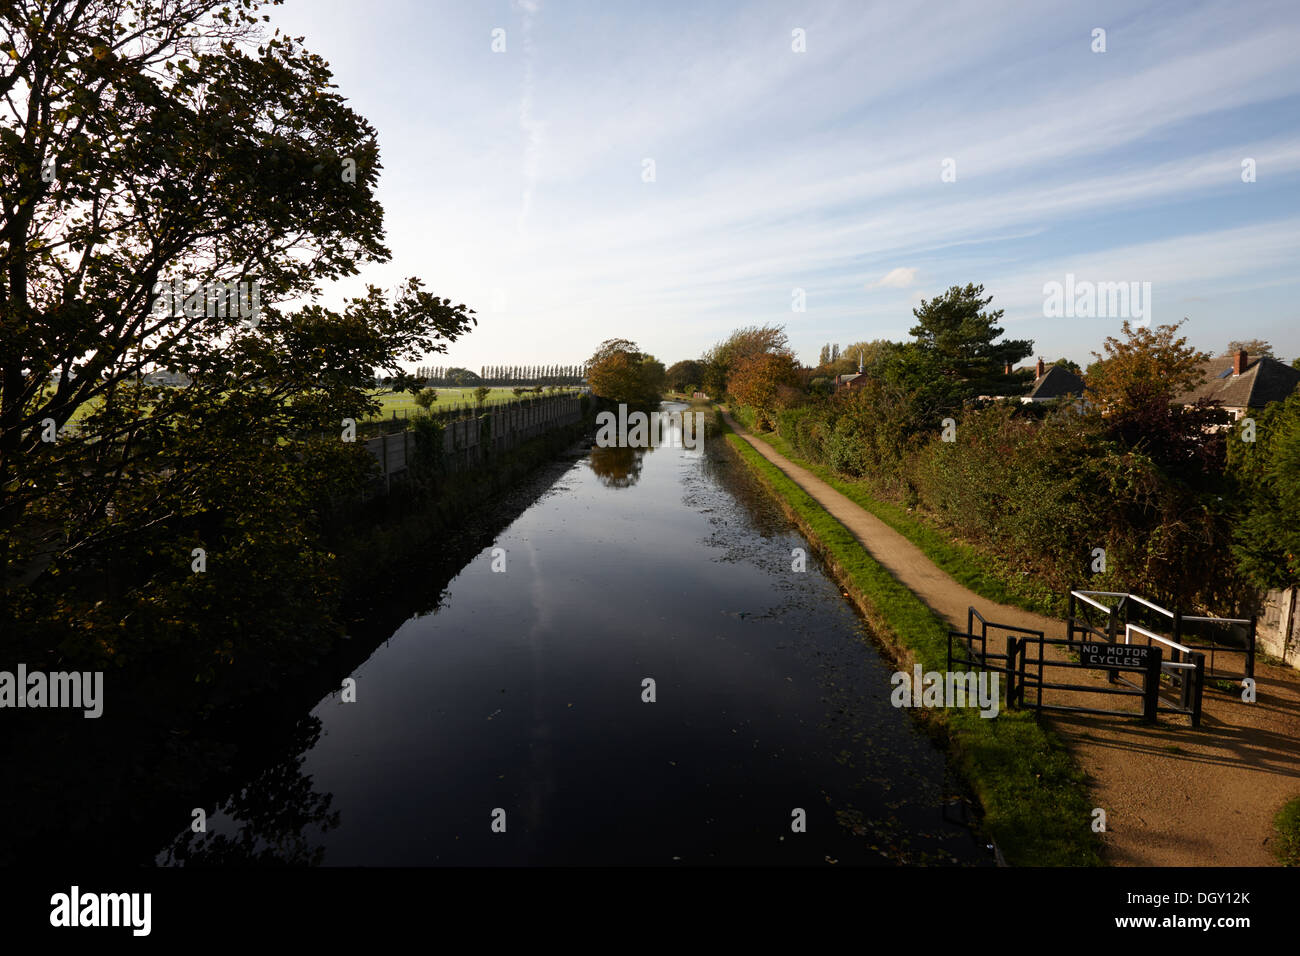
402,364,589,387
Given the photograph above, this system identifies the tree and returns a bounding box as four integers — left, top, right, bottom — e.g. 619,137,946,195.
727,353,802,426
909,283,1032,383
1086,320,1209,413
1051,357,1082,374
474,386,491,405
818,344,831,368
0,1,478,593
824,343,962,479
1228,390,1300,588
701,324,792,398
665,359,704,393
445,367,481,386
414,388,438,411
826,339,897,378
586,339,665,406
1226,339,1274,359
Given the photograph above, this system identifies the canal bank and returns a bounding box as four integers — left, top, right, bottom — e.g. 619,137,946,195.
714,406,1101,866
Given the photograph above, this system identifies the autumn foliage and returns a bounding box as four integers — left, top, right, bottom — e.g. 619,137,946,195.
585,338,667,406
727,352,802,425
1086,320,1209,412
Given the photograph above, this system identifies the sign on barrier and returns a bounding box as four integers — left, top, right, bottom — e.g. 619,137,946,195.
1080,642,1152,668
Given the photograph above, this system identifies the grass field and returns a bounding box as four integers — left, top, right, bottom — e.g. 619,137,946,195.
46,385,578,426
364,387,578,419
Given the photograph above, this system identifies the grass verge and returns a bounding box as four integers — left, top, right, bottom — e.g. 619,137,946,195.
1274,795,1300,866
718,410,1102,866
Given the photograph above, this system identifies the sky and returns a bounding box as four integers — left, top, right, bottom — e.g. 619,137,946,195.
268,0,1300,372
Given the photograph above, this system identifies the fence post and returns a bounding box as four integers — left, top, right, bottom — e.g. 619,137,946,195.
1067,588,1076,645
1179,647,1192,712
1004,636,1018,711
1247,615,1257,679
1017,639,1029,708
1142,646,1164,723
1106,604,1120,684
1191,652,1205,728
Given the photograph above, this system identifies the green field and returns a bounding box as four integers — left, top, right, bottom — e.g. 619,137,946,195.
46,385,577,426
364,387,577,419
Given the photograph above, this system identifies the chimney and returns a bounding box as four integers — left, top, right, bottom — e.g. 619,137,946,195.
1004,361,1012,376
1035,357,1045,378
1233,348,1248,375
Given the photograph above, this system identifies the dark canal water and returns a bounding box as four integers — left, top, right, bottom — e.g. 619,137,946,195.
158,403,991,866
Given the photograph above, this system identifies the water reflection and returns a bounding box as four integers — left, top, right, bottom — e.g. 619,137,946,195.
588,444,647,487
158,716,339,866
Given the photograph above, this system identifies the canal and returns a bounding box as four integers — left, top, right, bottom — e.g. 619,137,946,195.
158,402,991,866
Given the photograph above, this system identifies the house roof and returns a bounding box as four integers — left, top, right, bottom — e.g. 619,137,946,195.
1177,355,1300,409
1026,364,1086,400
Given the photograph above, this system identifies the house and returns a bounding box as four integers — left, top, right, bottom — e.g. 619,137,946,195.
143,369,192,387
833,372,866,392
1020,358,1087,405
1174,349,1300,421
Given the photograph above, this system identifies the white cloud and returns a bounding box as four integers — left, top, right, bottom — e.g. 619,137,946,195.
870,268,918,289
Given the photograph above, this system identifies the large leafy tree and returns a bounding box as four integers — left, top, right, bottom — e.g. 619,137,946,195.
1085,319,1209,413
909,283,1031,384
727,352,802,425
701,323,792,398
0,2,478,604
0,1,478,594
664,359,703,393
586,338,665,406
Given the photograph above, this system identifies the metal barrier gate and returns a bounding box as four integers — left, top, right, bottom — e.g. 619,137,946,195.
948,603,1206,727
1067,588,1255,679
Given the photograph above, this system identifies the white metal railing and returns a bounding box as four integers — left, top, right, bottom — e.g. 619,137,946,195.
1125,624,1196,670
1127,594,1175,619
1070,590,1112,613
1070,590,1175,619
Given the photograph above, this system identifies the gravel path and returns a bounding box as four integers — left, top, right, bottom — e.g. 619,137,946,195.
723,410,1300,866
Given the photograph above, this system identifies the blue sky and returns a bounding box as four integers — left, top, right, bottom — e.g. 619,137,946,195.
271,0,1300,371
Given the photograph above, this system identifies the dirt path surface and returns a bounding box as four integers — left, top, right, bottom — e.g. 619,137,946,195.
722,410,1300,866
